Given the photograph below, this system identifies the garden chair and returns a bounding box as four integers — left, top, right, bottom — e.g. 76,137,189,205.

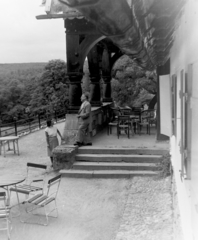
117,115,131,139
10,163,47,211
149,109,157,128
107,108,121,135
120,108,132,116
0,192,12,240
21,174,62,226
131,107,142,133
137,110,152,135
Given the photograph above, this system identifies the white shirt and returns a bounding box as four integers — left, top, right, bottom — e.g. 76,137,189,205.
80,101,87,110
45,126,57,137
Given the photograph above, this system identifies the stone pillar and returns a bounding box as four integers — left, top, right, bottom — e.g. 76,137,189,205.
67,73,83,113
64,21,84,144
88,45,102,106
65,23,83,112
102,48,112,102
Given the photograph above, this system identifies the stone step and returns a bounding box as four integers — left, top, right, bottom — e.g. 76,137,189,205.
75,154,162,163
77,147,168,155
60,169,159,178
72,161,158,171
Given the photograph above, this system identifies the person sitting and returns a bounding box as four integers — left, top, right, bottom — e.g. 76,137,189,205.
143,103,149,110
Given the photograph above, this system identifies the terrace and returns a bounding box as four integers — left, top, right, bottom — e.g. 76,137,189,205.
0,120,182,240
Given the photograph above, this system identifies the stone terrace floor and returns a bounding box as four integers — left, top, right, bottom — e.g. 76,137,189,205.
0,121,178,240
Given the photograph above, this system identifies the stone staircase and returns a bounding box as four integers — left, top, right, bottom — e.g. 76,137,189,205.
60,147,168,178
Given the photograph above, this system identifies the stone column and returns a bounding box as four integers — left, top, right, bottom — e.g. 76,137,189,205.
102,48,112,102
65,24,83,112
63,23,83,144
88,45,102,106
67,73,83,113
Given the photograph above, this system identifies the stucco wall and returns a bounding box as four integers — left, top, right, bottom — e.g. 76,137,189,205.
170,0,198,239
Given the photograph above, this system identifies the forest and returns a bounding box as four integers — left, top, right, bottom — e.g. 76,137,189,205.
0,60,69,123
0,56,157,123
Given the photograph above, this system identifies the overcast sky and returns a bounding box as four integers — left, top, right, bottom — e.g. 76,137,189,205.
0,0,66,63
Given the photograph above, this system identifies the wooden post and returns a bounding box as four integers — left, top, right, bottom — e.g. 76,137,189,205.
38,114,41,129
14,118,18,136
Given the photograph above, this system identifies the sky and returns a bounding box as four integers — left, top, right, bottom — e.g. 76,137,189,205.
0,0,66,63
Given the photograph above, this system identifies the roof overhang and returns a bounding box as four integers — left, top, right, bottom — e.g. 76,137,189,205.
37,0,186,70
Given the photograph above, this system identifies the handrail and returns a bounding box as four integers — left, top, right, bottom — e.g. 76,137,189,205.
0,110,66,137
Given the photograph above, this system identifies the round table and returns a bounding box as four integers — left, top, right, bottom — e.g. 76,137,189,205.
0,174,25,187
0,136,20,157
0,173,26,206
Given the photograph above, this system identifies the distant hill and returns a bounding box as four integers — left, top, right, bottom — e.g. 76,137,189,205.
0,62,47,75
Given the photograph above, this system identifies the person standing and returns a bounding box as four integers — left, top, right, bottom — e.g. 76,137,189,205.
143,103,149,110
74,92,92,146
45,119,63,166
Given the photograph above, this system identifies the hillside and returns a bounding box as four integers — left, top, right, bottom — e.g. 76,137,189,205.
0,60,68,123
0,62,47,76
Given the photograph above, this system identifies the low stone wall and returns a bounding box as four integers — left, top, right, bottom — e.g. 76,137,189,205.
90,103,111,136
53,102,112,170
52,145,77,171
63,102,112,144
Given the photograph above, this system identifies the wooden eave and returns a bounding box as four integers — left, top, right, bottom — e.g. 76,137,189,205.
38,0,186,69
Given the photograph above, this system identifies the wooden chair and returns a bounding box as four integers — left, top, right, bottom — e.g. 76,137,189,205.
0,192,11,239
132,107,142,121
120,108,132,116
117,115,131,139
131,107,142,134
149,109,157,128
120,109,136,135
137,110,153,135
21,174,62,226
10,163,47,211
107,108,121,135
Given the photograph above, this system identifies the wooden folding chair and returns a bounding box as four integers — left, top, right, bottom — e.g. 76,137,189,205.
10,163,47,212
0,192,12,240
21,174,62,226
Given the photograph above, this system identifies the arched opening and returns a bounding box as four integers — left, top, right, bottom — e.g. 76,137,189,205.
80,37,121,105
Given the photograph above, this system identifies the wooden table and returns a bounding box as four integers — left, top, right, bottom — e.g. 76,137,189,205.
115,115,140,135
0,136,20,157
115,115,140,120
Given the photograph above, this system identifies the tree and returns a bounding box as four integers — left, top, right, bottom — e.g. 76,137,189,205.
0,63,45,122
29,59,69,114
111,55,157,107
0,79,25,120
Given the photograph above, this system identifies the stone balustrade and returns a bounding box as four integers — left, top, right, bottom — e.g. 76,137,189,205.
53,102,112,170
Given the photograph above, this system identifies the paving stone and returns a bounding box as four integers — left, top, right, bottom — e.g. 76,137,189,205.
0,122,178,240
114,176,173,240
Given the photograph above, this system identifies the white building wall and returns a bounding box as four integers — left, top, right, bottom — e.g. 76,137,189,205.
170,0,198,239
